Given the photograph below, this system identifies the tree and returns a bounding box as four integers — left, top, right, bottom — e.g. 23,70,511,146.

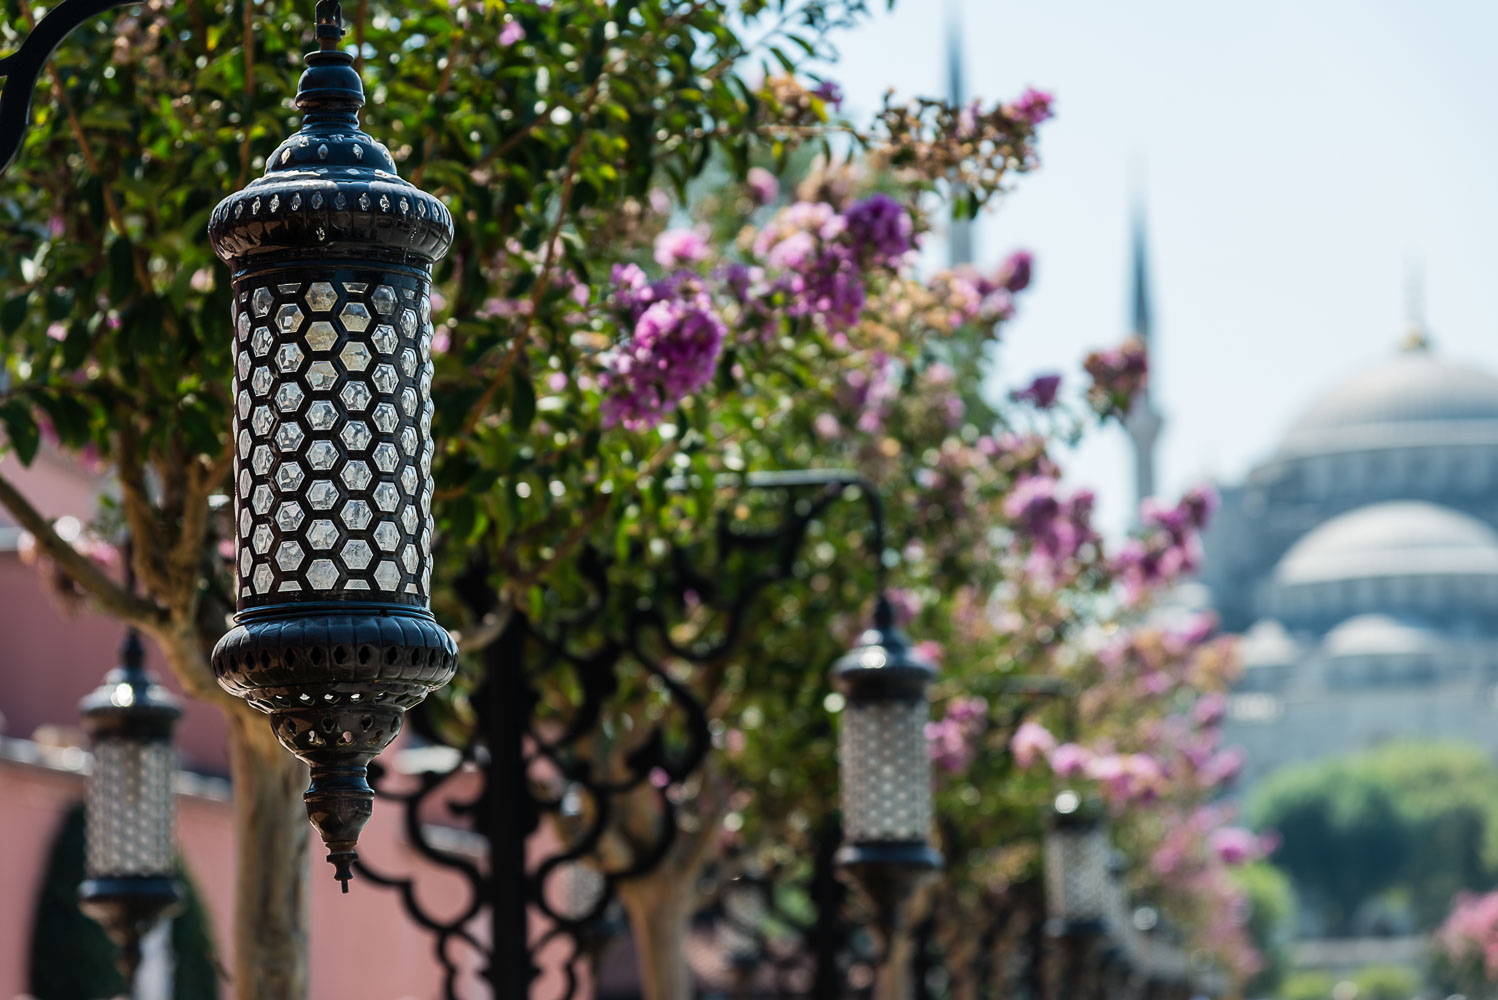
1248,743,1498,936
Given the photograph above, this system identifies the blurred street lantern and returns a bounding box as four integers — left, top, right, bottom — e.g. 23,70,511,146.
77,629,183,984
832,596,943,944
1043,789,1111,1000
207,0,457,889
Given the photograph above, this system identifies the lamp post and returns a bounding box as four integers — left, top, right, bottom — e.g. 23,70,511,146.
207,0,457,889
77,627,183,986
832,595,943,999
1043,789,1111,1000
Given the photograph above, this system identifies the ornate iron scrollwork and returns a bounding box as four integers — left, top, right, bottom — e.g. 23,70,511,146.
0,0,140,176
358,472,888,998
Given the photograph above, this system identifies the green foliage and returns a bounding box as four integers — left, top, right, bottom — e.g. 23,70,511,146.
28,803,219,1000
1352,963,1420,1000
1281,970,1335,1000
1248,742,1498,935
1234,861,1297,996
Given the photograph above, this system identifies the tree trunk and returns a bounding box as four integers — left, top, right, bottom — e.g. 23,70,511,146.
227,712,309,1000
617,872,694,1000
876,930,915,1000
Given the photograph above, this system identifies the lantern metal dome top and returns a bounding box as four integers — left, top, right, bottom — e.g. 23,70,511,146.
208,1,453,270
831,596,939,699
80,631,182,741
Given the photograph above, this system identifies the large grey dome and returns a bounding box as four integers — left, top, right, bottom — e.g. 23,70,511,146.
1274,501,1498,586
1279,349,1498,456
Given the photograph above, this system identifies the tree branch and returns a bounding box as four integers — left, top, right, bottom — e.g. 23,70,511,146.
0,466,165,627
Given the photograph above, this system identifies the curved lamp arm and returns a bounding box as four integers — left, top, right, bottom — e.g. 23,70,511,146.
0,0,141,177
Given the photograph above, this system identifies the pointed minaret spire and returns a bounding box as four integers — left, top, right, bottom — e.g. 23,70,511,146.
946,2,974,267
1402,256,1430,352
1124,199,1163,512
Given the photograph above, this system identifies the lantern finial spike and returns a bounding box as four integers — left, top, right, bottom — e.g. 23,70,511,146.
314,0,344,50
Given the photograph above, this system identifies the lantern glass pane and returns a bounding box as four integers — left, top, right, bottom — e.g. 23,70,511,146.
1043,824,1111,923
86,738,175,878
233,277,435,607
838,698,932,843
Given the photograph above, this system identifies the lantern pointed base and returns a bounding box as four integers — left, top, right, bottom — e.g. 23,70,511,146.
78,875,184,983
304,761,375,890
836,841,943,940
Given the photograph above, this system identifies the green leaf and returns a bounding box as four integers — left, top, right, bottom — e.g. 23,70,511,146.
510,366,536,432
1,401,40,465
0,292,29,335
107,237,135,302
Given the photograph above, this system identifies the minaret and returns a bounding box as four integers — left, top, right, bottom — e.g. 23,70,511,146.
1124,204,1163,510
946,6,974,267
1402,257,1430,352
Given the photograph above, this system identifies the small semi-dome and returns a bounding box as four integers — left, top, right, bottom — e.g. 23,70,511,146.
1274,501,1498,586
1239,619,1300,667
1279,347,1498,456
1322,613,1446,659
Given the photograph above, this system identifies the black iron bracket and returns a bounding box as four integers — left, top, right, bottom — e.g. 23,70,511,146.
0,0,140,176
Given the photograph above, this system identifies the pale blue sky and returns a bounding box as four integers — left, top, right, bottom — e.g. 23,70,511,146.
828,0,1498,534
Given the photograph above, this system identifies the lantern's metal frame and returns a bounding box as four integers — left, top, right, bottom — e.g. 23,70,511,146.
356,470,939,997
77,624,184,986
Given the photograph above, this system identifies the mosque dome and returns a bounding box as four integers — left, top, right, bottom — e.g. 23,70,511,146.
1274,501,1498,586
1239,619,1300,667
1279,346,1498,457
1322,614,1446,659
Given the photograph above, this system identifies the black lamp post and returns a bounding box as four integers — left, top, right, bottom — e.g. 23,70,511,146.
207,0,457,890
77,628,183,985
832,594,943,995
1043,789,1111,1000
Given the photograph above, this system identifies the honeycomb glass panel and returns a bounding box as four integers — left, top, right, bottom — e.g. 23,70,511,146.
341,499,372,531
252,484,273,515
340,302,372,333
252,524,273,555
276,540,305,572
251,326,274,357
307,519,339,550
276,303,304,333
274,422,305,452
252,564,274,593
251,445,274,476
339,341,371,372
398,309,417,339
400,506,418,534
251,405,274,437
399,348,417,377
838,699,932,843
305,281,337,313
306,321,338,352
85,741,175,878
371,285,397,315
252,286,274,317
341,539,373,571
306,360,338,391
373,560,400,591
307,480,340,510
373,521,399,552
400,427,418,456
341,421,372,451
276,342,305,373
372,442,398,473
307,440,339,470
341,461,372,491
275,462,305,492
372,482,399,512
341,381,371,411
275,383,306,412
307,400,338,431
251,367,273,396
306,559,339,590
372,403,398,434
372,324,397,354
276,501,306,532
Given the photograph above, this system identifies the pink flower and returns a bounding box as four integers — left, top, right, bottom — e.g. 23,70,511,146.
1011,721,1056,769
653,227,709,269
1208,827,1260,865
1010,373,1061,409
913,640,944,666
1049,742,1094,778
996,250,1033,293
1007,87,1054,126
45,322,67,342
499,20,525,46
1193,693,1228,728
190,268,215,293
746,167,779,206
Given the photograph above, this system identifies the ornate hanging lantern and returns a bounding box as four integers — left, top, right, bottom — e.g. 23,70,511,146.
831,596,942,936
78,630,183,982
208,0,457,889
1043,789,1111,935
